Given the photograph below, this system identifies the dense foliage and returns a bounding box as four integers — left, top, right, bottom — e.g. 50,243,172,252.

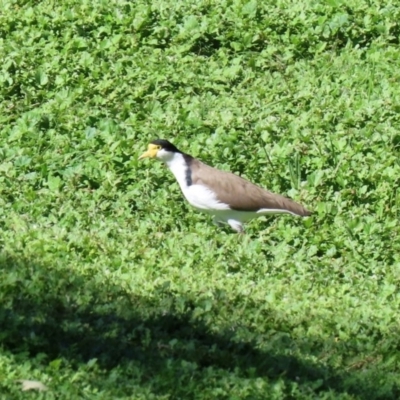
1,0,400,398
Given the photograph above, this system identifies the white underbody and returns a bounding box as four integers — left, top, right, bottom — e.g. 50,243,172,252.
163,151,296,232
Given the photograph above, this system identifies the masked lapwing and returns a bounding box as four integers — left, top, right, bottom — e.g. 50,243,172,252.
139,139,312,233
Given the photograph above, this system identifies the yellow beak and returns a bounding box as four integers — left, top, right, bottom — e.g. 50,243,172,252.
138,145,158,160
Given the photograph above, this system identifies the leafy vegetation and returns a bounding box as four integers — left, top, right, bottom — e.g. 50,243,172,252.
1,0,400,398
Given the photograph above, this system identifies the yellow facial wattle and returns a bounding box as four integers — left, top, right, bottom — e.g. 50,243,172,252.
139,144,161,160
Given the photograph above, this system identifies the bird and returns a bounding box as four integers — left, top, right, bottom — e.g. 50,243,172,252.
139,139,312,233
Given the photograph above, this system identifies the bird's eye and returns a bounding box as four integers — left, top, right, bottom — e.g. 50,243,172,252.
157,145,162,150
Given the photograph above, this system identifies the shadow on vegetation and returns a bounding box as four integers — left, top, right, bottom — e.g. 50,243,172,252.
0,253,397,399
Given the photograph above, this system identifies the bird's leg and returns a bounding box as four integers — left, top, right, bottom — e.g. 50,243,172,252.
213,216,225,228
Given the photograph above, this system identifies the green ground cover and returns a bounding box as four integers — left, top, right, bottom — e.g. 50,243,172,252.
1,0,400,398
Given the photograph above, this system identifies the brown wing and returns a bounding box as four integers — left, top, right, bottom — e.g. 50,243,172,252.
190,159,311,216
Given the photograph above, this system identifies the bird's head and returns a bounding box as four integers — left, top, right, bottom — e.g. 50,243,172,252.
139,139,181,162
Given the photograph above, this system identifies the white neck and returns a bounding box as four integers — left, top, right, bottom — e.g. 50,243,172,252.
164,152,189,189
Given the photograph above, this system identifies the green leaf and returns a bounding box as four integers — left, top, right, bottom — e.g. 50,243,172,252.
47,175,61,191
242,0,258,17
